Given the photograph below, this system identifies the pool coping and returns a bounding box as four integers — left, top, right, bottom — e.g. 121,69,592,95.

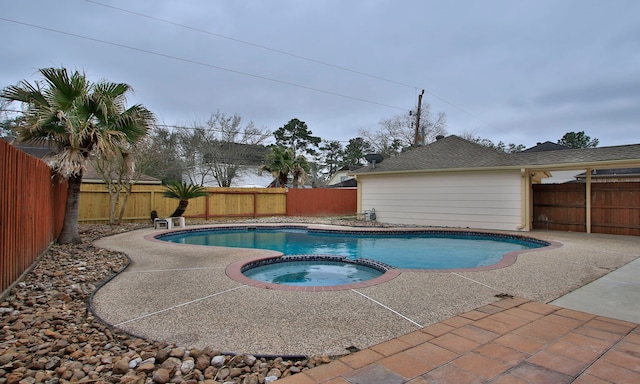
225,255,403,292
95,224,640,357
145,224,563,291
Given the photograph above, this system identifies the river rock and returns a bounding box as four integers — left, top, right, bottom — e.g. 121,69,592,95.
156,348,171,363
266,368,281,378
0,223,333,384
211,355,226,367
120,372,146,384
170,347,185,358
137,360,156,374
180,359,195,375
129,357,143,368
203,365,217,379
217,367,230,380
113,357,131,374
152,368,171,383
229,367,243,378
243,354,257,366
195,355,211,370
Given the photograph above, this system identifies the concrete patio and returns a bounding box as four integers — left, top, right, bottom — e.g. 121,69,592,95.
91,224,640,382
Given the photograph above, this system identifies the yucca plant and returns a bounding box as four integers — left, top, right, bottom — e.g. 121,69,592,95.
162,181,209,217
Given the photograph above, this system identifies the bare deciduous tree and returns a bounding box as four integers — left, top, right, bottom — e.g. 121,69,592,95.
202,111,271,187
360,104,446,157
92,148,138,225
459,130,526,153
168,112,271,187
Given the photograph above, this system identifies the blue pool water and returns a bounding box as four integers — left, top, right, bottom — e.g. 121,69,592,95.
243,260,384,286
158,228,547,270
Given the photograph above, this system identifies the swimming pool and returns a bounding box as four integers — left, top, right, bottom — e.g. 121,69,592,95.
242,256,387,286
158,227,548,270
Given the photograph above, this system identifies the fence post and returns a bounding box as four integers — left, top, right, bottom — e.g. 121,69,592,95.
206,194,210,221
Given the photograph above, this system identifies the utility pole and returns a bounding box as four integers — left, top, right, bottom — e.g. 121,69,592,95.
414,89,425,147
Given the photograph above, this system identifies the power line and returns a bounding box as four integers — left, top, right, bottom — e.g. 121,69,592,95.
0,17,406,112
155,123,353,144
84,0,510,137
85,0,418,90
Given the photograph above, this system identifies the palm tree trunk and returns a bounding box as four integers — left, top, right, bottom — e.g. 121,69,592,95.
278,172,288,188
170,199,189,217
58,174,83,244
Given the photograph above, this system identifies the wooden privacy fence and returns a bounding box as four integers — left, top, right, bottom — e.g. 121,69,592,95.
1,140,67,296
533,182,640,236
78,185,357,223
286,188,357,216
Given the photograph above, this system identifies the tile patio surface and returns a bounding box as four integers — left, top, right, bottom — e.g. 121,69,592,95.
277,298,640,383
92,224,640,383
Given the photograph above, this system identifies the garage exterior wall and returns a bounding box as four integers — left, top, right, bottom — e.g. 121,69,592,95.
359,170,525,231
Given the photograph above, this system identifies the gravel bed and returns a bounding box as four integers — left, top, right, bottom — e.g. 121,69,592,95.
1,217,380,384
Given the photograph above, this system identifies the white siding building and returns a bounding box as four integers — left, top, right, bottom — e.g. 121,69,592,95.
360,170,524,230
352,135,640,232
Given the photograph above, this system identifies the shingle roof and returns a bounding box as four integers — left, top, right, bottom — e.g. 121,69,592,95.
353,136,512,173
575,168,640,178
512,144,640,167
352,135,640,174
521,141,569,152
4,137,162,184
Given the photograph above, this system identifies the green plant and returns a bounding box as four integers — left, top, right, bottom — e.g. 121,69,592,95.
162,181,209,217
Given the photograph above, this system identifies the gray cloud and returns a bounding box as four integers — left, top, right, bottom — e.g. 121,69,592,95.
1,0,639,149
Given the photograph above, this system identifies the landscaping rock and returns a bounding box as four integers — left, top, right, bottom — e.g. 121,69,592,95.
0,223,334,384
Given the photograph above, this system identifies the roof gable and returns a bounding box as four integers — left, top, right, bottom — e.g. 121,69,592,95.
4,137,161,184
353,135,512,173
522,141,569,152
352,135,640,174
511,144,640,168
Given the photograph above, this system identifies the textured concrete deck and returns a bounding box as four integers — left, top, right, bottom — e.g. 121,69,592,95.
92,225,640,382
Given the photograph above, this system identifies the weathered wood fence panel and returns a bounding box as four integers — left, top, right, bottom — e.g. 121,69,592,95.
190,188,287,220
591,182,640,236
78,186,356,223
1,140,67,296
78,185,287,222
286,188,357,216
533,184,586,232
533,182,640,235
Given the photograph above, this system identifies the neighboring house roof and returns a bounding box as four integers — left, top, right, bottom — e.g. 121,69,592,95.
3,137,161,184
2,136,55,158
200,165,273,188
327,178,358,188
513,144,640,169
327,165,362,186
352,135,640,175
336,165,364,172
82,162,162,184
521,141,570,152
575,168,640,180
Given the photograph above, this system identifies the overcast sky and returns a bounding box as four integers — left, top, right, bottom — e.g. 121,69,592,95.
2,0,639,149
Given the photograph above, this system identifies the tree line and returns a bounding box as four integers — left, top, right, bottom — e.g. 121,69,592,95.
1,66,599,243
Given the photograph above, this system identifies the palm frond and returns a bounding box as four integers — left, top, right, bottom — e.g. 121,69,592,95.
162,181,209,200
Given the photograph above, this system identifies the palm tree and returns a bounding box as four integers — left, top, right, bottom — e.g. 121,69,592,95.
262,146,293,187
162,181,209,217
262,146,310,188
291,154,309,188
1,67,155,243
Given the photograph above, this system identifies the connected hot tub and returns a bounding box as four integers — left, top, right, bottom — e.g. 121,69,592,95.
241,255,392,287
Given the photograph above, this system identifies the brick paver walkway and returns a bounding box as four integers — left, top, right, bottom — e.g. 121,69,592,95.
278,297,640,383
